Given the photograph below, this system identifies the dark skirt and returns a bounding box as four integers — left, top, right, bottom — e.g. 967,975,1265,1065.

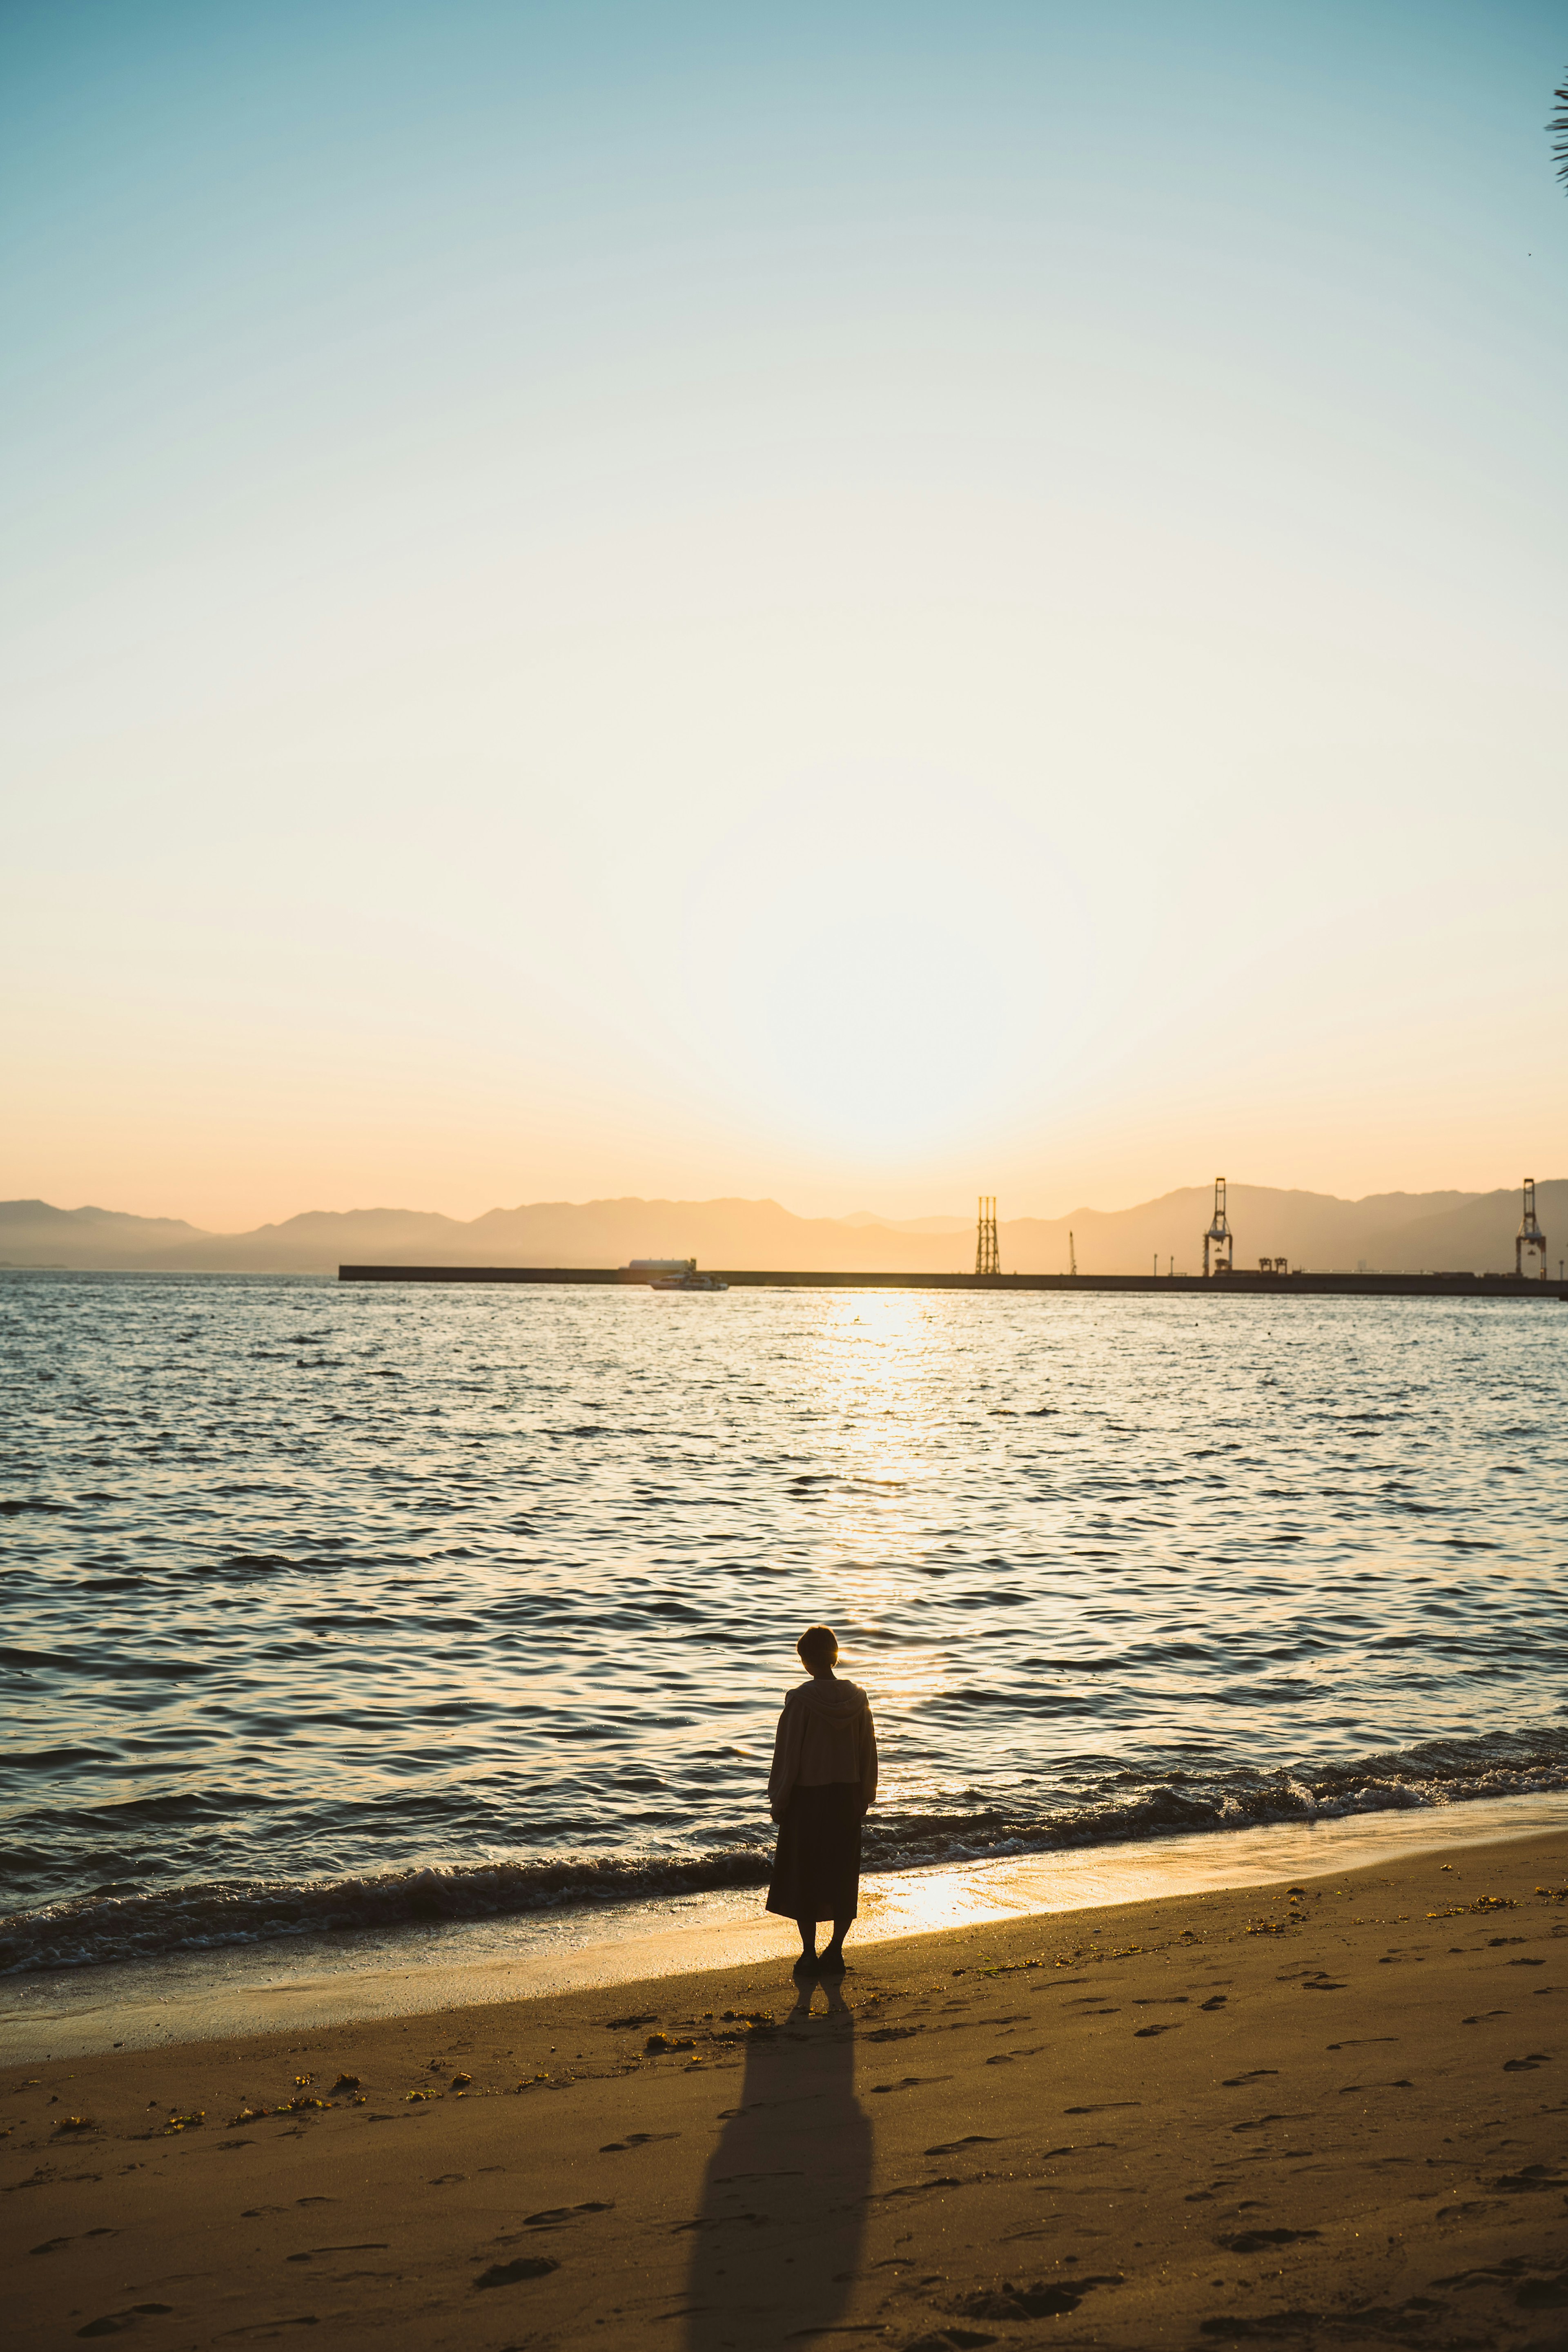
766,1781,864,1922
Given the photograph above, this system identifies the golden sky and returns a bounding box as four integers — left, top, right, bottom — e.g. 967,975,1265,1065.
4,3,1566,1228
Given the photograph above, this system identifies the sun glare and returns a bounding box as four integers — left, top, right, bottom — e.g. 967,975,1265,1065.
796,1292,951,1680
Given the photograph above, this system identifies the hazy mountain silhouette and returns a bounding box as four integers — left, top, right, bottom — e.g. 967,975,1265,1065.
2,1182,1560,1276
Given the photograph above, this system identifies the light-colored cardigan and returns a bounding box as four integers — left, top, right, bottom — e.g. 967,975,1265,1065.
768,1676,878,1816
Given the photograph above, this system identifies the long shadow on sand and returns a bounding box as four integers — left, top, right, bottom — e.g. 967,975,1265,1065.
684,1977,871,2350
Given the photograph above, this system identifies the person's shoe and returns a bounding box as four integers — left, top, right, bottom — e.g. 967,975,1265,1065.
816,1948,846,1973
792,1952,819,1977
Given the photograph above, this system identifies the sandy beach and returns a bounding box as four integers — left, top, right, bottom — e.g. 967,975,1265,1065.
5,1827,1566,2350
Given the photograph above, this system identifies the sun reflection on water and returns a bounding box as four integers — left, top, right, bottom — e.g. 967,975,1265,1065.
798,1293,940,1576
791,1291,962,1786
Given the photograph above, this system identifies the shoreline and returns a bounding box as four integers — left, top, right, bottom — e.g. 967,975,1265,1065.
5,1823,1566,2348
9,1788,1568,2065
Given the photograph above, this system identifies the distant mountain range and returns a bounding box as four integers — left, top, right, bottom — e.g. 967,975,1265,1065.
2,1182,1561,1277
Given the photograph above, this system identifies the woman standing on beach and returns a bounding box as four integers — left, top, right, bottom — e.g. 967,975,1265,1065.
765,1625,878,1973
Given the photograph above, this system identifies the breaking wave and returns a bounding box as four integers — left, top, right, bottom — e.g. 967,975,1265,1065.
6,1732,1566,1975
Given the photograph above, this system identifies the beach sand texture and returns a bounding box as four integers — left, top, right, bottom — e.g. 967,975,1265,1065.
5,1831,1566,2351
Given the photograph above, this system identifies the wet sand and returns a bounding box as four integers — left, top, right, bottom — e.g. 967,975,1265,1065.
5,1828,1566,2350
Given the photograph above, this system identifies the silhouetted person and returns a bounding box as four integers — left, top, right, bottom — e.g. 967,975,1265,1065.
765,1625,877,1973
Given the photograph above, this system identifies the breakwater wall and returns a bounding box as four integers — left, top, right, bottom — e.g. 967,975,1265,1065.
339,1265,1568,1300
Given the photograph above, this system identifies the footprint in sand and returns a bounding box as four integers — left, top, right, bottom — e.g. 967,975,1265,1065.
75,2305,174,2337
1516,2279,1568,2312
599,2131,679,2150
1490,2163,1565,2191
284,2245,389,2264
1134,2023,1180,2038
1218,2227,1320,2252
473,2256,559,2290
870,2077,947,2096
194,2314,320,2338
1501,2054,1552,2073
951,2280,1097,2321
1221,2071,1278,2087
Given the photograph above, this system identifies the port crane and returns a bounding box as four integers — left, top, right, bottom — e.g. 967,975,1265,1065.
1517,1178,1548,1279
1203,1177,1233,1277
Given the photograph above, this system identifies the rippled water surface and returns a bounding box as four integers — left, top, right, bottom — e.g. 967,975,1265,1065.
4,1273,1567,1969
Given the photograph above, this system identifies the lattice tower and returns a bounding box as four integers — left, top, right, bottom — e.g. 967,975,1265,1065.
975,1196,1000,1277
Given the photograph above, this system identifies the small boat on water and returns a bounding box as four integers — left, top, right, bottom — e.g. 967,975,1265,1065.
637,1257,729,1293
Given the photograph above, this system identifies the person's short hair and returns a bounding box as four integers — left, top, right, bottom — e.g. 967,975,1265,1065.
797,1624,838,1670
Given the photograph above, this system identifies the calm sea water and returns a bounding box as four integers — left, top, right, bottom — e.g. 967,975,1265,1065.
3,1272,1567,1973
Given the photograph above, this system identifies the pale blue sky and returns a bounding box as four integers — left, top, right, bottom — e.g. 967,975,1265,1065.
4,2,1566,1226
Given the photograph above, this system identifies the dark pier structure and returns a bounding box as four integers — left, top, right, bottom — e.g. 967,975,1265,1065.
340,1264,1565,1299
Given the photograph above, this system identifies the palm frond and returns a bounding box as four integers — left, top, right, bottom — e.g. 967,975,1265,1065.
1552,76,1568,188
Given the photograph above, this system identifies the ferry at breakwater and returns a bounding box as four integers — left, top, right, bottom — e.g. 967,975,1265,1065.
638,1257,729,1292
339,1265,1568,1298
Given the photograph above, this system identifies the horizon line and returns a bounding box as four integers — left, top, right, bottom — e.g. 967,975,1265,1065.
3,1172,1559,1241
